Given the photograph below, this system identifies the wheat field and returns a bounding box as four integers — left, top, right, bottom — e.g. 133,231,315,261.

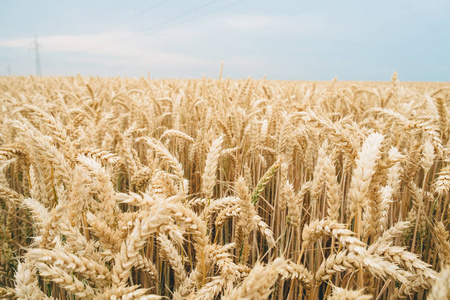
0,74,449,299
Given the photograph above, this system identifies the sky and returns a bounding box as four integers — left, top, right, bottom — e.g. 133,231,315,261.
0,0,449,81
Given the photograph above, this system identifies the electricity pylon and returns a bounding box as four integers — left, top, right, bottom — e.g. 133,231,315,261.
34,35,42,76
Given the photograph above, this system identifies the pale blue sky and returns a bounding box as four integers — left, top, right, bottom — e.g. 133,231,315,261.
0,0,449,80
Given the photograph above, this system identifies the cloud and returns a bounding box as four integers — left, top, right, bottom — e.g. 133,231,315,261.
0,12,340,56
217,13,341,37
221,15,277,30
1,31,150,56
0,30,218,69
0,12,343,77
0,31,128,54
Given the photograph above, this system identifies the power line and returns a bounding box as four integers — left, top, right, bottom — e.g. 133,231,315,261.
78,0,224,54
167,0,247,30
139,0,222,33
135,0,248,47
112,0,170,28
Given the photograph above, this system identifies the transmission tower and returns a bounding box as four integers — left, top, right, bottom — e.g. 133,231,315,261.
34,36,42,76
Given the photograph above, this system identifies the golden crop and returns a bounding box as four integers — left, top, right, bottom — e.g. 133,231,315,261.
0,74,449,299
